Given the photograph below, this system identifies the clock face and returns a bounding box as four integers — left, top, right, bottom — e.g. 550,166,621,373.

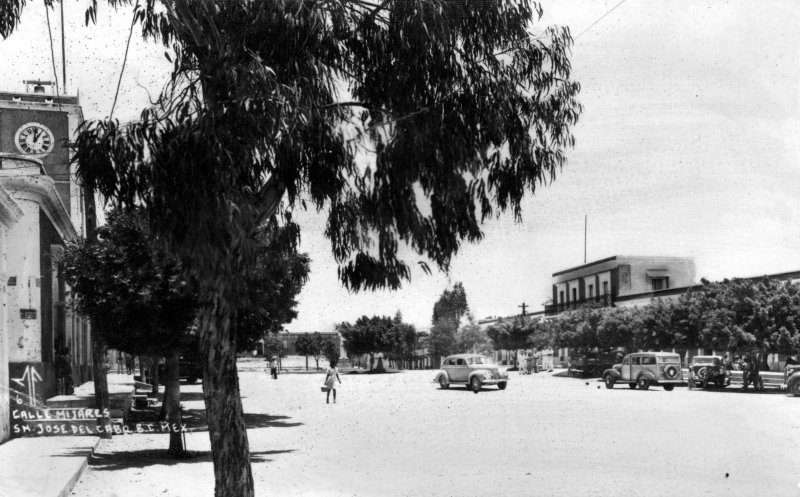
14,122,55,156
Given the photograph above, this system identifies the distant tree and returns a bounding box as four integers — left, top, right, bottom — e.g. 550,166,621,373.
321,335,341,366
338,316,394,370
554,305,604,351
384,312,418,369
428,320,458,358
432,282,469,326
61,208,197,456
596,307,641,352
637,300,676,352
294,334,315,371
262,334,288,362
487,317,531,367
527,319,557,351
456,314,493,355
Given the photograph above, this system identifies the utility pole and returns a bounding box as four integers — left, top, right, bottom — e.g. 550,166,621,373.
518,302,528,316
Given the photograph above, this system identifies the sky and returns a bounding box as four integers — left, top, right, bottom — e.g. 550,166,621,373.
1,1,799,333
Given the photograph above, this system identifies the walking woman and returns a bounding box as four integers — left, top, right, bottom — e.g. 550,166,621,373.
325,359,342,404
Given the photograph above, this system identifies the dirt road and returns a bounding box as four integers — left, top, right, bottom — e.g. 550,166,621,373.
71,368,800,496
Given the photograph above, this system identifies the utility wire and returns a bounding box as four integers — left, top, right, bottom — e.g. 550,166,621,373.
110,8,137,119
575,0,628,40
43,2,62,111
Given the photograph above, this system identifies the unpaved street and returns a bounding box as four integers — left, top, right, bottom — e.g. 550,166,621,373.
72,369,800,496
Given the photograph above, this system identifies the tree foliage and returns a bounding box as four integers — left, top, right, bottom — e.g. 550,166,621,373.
61,207,197,357
456,313,493,355
487,316,531,366
235,221,310,353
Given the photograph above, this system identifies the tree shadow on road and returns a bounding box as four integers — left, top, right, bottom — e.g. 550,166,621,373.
179,409,304,431
88,448,296,470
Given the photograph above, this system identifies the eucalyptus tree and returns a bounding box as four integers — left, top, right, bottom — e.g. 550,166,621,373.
2,1,580,495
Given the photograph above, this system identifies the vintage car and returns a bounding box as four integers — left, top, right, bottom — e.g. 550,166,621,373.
787,365,800,395
569,350,626,378
433,354,509,393
688,355,730,389
603,352,683,391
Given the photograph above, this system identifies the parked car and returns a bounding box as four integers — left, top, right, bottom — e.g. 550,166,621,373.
158,356,203,384
433,354,509,393
787,365,800,395
569,350,625,378
688,355,730,389
603,352,683,391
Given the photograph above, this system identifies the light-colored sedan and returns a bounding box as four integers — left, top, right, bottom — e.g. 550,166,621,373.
433,354,509,393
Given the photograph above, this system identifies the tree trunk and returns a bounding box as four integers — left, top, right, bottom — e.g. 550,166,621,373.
314,356,319,370
91,339,113,439
150,356,160,399
200,301,254,497
164,352,184,457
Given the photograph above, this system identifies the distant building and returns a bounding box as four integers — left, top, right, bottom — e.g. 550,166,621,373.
547,255,696,316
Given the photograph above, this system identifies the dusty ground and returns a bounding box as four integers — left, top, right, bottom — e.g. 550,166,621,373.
71,368,800,497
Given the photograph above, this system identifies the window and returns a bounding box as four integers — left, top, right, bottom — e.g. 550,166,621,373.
631,356,641,365
641,356,656,365
622,357,630,366
652,278,669,291
572,288,577,301
559,291,565,303
588,284,594,298
456,358,466,366
602,281,609,295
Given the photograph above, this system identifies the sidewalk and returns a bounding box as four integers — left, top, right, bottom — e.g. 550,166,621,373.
0,435,99,497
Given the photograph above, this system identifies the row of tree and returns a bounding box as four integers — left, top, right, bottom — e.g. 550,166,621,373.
487,277,800,368
337,313,419,370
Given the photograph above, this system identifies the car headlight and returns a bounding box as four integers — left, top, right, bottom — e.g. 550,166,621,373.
483,372,492,380
500,369,508,378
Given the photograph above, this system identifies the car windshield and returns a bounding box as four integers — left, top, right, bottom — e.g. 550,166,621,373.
658,356,681,364
468,357,490,365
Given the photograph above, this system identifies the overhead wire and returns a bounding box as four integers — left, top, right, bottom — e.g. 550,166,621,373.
110,6,138,119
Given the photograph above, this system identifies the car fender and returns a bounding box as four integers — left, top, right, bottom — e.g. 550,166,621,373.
787,372,800,393
638,370,657,382
433,371,448,383
469,369,492,382
603,368,620,380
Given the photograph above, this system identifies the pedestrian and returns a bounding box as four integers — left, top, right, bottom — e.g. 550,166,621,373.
532,348,540,373
741,355,752,390
269,357,278,380
324,359,342,404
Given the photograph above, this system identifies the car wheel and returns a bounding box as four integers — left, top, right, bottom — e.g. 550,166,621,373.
628,383,636,389
470,376,481,393
497,381,507,390
186,376,197,384
696,367,708,381
788,379,800,396
663,384,675,391
714,377,725,388
592,366,604,378
439,376,449,389
603,374,615,389
637,376,650,390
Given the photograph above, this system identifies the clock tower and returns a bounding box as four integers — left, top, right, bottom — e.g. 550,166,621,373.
0,81,84,224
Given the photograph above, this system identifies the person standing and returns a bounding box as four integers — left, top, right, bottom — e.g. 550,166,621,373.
325,360,342,404
269,357,278,380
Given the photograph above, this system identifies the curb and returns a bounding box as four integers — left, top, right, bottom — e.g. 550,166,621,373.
57,437,101,497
